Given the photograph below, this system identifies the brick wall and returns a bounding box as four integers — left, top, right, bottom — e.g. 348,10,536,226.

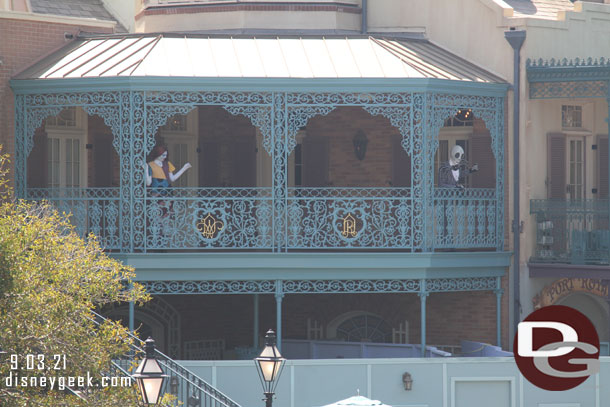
0,17,113,184
306,107,399,187
161,291,501,354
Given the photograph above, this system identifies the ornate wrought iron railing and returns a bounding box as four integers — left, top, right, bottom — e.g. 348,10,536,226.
26,187,501,252
530,199,609,265
26,188,121,250
143,187,273,250
433,188,498,248
90,311,241,407
287,187,414,249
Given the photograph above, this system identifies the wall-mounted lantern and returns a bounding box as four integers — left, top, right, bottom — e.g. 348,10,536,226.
353,129,368,160
402,372,413,391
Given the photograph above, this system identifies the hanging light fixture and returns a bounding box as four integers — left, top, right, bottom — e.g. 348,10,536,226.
353,129,369,161
132,337,168,405
254,330,286,407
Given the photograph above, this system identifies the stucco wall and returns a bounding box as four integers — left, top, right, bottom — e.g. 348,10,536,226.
179,357,610,407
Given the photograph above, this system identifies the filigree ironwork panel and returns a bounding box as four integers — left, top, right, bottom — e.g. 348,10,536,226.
143,277,499,294
282,279,421,293
272,92,288,252
286,106,335,152
22,92,122,155
144,91,274,152
144,188,273,250
427,93,505,250
529,81,607,99
82,105,121,151
144,280,277,294
432,188,497,248
286,187,413,249
426,277,497,292
26,188,121,250
14,95,26,197
15,87,505,253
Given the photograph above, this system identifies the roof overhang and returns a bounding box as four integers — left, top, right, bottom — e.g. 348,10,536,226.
10,76,509,96
10,34,507,96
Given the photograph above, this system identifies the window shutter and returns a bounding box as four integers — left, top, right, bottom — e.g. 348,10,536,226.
27,128,48,188
391,135,411,187
598,135,608,199
200,141,221,187
93,133,113,187
547,133,566,199
469,130,495,188
302,136,329,187
231,136,256,187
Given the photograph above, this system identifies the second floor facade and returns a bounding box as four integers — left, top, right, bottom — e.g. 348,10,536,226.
11,34,508,255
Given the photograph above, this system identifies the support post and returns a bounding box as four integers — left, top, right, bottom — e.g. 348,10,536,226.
419,279,428,357
607,93,610,265
275,280,284,351
129,300,135,333
504,30,526,340
495,277,504,348
272,92,288,252
605,280,610,355
254,294,260,349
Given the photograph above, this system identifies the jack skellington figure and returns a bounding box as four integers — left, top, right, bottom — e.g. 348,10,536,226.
438,145,478,189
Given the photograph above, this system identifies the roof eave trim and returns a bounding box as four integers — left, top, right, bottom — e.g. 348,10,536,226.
10,76,509,96
0,10,116,28
527,67,610,83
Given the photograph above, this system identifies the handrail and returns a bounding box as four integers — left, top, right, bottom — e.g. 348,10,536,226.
90,310,241,407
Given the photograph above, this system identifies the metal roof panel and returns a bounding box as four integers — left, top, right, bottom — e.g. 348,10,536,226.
278,39,314,78
12,35,506,84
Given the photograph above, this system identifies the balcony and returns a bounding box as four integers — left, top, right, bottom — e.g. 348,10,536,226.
530,199,609,265
26,186,500,253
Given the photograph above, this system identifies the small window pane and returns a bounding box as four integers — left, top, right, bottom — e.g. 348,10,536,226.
160,114,187,131
562,105,582,128
47,107,77,127
47,138,60,188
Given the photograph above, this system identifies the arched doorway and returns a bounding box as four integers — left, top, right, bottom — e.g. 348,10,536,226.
557,292,609,342
533,278,609,342
103,297,182,358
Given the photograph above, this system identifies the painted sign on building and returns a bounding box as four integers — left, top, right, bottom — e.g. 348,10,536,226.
533,278,609,309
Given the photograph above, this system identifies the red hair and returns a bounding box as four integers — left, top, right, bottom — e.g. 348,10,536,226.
150,145,171,184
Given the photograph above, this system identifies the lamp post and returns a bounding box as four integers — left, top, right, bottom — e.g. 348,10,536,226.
132,337,168,405
254,329,285,407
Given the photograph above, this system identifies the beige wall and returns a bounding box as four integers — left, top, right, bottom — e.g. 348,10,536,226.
103,0,137,32
137,10,361,32
516,2,610,318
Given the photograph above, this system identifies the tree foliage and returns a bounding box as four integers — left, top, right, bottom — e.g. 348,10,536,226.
0,149,176,406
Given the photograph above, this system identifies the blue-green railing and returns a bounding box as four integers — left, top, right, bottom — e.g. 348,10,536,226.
27,188,121,250
530,199,609,265
90,311,241,407
27,187,501,252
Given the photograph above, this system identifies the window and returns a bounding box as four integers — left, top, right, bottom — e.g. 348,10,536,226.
160,114,187,132
45,108,87,188
562,105,583,128
444,108,473,127
567,138,584,200
46,107,77,127
167,141,190,187
159,112,198,187
335,313,392,343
